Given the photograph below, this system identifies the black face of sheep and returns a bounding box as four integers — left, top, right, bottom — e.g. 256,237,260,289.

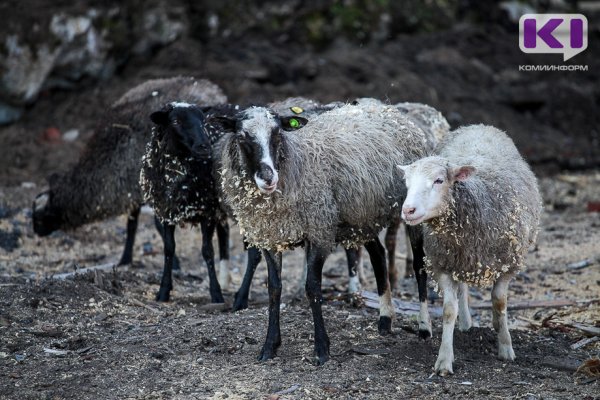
32,189,63,237
221,107,307,194
150,103,212,158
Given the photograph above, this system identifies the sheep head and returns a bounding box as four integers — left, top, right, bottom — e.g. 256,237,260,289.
150,102,213,158
397,157,475,225
218,106,307,195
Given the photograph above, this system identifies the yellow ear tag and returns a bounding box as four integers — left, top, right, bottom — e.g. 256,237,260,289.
290,106,304,114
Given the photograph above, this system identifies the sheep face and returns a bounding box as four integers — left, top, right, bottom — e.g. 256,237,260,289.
398,157,475,225
230,107,307,195
150,103,212,158
32,190,62,236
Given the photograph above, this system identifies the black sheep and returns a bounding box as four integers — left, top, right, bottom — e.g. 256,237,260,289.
141,103,251,302
32,77,227,267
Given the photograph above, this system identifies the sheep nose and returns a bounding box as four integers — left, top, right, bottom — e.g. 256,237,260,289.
258,163,274,184
403,206,416,216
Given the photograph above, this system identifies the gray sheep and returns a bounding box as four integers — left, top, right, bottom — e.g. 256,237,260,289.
32,77,226,267
398,124,542,376
219,102,430,364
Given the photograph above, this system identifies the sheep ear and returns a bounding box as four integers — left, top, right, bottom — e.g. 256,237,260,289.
150,110,169,126
396,165,408,178
452,165,476,182
280,116,308,131
210,116,237,133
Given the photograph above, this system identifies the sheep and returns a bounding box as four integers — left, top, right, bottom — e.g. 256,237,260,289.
233,97,369,306
32,77,227,269
218,102,430,364
397,124,542,376
140,103,244,302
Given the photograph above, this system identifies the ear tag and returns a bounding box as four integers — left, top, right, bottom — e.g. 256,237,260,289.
290,106,304,114
289,118,300,128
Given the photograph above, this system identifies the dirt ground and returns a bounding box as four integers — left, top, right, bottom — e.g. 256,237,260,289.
0,171,599,399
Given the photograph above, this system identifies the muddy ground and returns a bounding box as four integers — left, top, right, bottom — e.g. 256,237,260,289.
0,172,599,399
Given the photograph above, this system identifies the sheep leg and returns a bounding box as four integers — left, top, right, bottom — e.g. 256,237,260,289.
156,224,176,302
216,221,231,289
118,206,140,266
492,276,515,361
407,226,431,339
435,273,458,376
233,247,262,311
385,217,400,291
305,242,331,365
258,249,282,361
357,248,367,286
364,237,393,335
344,247,362,294
154,217,181,271
457,282,472,332
200,218,224,303
404,225,414,277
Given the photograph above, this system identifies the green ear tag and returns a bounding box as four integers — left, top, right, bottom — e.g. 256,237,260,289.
289,118,300,128
290,106,304,114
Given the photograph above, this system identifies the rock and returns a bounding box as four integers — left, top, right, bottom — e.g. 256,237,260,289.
62,129,79,142
0,2,188,121
0,102,24,125
41,127,61,143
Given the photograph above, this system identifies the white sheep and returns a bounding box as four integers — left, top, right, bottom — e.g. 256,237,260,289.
398,124,542,376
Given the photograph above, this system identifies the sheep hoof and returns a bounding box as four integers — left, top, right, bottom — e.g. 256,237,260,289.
211,293,225,304
458,319,472,332
418,328,432,340
257,342,280,362
313,350,330,366
497,344,515,361
232,292,248,311
117,257,132,266
155,290,171,302
434,357,454,376
378,316,392,335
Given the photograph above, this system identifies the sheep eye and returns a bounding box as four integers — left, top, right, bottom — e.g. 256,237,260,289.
434,178,444,185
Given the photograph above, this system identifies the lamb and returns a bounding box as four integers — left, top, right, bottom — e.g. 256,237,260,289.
218,102,430,364
32,77,227,268
397,125,542,376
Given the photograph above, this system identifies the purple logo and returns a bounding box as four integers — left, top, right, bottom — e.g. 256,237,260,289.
519,14,588,61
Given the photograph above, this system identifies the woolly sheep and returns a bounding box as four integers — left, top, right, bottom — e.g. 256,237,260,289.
234,97,367,302
398,125,542,376
140,103,240,302
32,77,226,267
219,103,430,364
